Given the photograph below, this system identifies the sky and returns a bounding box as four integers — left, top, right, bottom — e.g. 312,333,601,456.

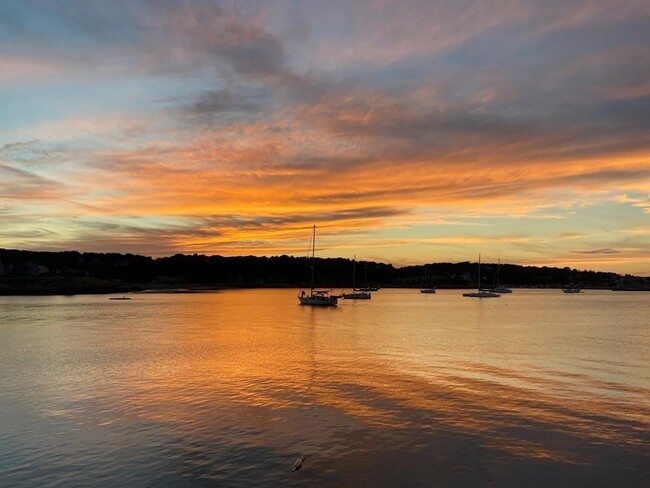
1,0,649,275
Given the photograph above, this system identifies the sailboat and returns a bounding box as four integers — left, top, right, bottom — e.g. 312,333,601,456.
463,254,500,298
298,225,338,306
562,268,582,293
562,286,581,293
358,264,379,291
341,257,371,299
420,267,436,293
489,259,512,293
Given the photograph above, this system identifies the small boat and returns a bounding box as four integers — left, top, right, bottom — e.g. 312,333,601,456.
463,290,501,298
342,291,371,299
109,296,131,300
562,287,581,293
463,254,500,298
356,265,379,292
299,289,338,305
298,225,337,307
492,286,512,294
487,259,512,293
341,257,371,300
420,267,436,294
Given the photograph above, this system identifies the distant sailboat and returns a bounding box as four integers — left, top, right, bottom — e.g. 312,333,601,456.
420,267,436,293
489,259,512,293
463,254,500,298
341,257,371,299
358,264,379,291
298,226,338,306
562,269,582,293
562,287,582,293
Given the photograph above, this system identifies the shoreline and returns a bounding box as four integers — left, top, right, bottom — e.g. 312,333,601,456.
1,280,647,297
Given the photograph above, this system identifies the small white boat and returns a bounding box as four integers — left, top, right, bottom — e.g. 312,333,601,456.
298,225,337,307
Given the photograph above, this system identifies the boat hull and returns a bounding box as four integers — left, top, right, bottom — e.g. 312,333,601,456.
463,291,501,298
341,292,371,299
420,289,436,294
492,287,512,293
298,295,338,306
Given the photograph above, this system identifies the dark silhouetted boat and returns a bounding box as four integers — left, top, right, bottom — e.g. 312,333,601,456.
341,256,371,300
562,287,582,293
298,225,337,307
488,259,512,293
420,267,436,294
463,254,500,298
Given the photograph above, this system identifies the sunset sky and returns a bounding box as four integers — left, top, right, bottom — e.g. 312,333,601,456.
1,0,649,275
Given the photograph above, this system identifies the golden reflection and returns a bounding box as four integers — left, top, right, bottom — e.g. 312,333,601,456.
67,291,650,465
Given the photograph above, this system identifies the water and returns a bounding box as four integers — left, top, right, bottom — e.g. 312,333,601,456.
1,289,648,487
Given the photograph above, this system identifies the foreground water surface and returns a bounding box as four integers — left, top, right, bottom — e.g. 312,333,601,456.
1,289,648,487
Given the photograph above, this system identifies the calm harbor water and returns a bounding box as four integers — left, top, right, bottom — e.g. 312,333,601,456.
1,289,648,487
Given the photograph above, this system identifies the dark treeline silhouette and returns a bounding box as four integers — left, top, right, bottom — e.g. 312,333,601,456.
0,248,647,295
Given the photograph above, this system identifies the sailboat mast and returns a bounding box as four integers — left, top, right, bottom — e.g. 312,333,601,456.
310,225,316,293
478,253,481,291
352,255,356,290
495,258,500,287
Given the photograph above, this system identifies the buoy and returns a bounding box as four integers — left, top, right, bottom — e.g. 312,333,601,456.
292,454,306,471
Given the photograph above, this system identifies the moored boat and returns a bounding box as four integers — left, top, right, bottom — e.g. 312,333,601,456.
298,225,337,307
341,256,371,300
562,287,581,293
420,267,436,294
463,254,500,298
487,259,512,293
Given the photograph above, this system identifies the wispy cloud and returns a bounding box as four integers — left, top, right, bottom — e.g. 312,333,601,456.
572,248,622,255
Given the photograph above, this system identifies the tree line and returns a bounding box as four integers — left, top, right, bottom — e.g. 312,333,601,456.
1,248,644,295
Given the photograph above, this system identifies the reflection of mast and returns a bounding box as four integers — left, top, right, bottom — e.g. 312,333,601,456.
292,309,318,471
